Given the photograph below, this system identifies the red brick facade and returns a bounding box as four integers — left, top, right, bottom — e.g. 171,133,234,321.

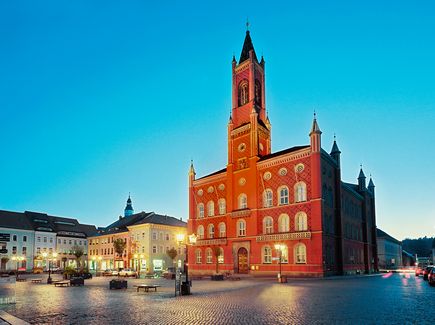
188,31,378,277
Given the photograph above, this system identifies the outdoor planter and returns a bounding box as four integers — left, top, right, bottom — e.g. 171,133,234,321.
109,279,127,290
211,274,224,281
70,277,84,286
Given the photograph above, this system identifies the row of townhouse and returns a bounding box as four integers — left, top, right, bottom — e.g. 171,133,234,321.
88,198,187,274
0,210,96,272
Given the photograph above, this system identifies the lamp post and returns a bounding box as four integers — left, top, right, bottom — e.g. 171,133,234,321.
42,252,58,284
274,244,284,282
139,254,144,278
176,233,197,295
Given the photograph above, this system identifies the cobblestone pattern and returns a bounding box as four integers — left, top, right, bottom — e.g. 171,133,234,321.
1,273,434,324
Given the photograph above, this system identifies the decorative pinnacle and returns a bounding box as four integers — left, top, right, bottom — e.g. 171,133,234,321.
246,18,250,31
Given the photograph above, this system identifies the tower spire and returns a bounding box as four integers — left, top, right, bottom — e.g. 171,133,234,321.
124,194,134,217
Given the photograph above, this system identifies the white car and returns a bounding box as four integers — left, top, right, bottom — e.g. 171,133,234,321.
118,269,137,277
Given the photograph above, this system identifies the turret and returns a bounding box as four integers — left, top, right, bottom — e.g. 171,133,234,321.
358,167,366,192
189,160,196,186
330,135,341,167
309,113,322,153
368,177,375,196
124,194,134,217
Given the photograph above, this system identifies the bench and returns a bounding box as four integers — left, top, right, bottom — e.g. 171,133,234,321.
31,278,42,283
54,280,70,287
135,284,161,292
16,278,27,282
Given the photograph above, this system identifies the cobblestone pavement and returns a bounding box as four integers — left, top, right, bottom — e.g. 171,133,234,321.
1,273,434,324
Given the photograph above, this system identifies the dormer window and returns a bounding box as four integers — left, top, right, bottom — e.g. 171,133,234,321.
238,80,249,106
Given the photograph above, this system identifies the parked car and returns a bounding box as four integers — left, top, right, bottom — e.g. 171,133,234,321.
103,269,118,276
118,269,137,277
423,266,433,281
77,271,93,279
428,268,435,286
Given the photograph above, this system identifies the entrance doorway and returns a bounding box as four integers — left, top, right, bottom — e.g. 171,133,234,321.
237,247,249,274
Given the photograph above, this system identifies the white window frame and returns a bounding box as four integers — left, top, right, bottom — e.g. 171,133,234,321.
206,248,212,264
207,201,214,217
196,249,202,264
219,222,226,238
218,248,224,264
208,224,215,239
263,246,272,264
295,182,307,202
263,217,273,234
278,214,290,233
197,203,204,218
218,199,226,215
263,189,273,208
295,212,308,231
238,193,248,209
237,219,246,237
295,243,307,264
278,186,289,205
197,225,204,239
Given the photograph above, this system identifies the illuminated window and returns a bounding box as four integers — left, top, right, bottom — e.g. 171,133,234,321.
207,201,215,217
278,214,290,232
280,245,289,263
237,219,246,237
263,246,272,264
197,203,204,218
263,217,273,234
263,189,273,207
197,225,204,239
295,212,308,231
238,193,248,209
294,243,307,264
152,245,157,254
295,182,307,202
218,247,224,264
218,199,226,215
196,249,202,264
218,222,226,237
208,224,215,239
278,186,289,205
206,248,212,264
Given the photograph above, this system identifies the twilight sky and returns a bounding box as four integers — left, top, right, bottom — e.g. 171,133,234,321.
1,1,434,240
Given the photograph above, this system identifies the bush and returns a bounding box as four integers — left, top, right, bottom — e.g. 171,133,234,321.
63,266,77,279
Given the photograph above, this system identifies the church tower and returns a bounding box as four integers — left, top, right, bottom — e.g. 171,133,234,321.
124,194,134,217
227,28,271,168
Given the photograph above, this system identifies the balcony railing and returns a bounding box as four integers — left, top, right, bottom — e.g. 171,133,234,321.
230,209,251,218
256,231,312,242
195,238,227,246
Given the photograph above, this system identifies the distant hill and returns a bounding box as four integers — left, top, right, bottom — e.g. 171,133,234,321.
402,237,434,257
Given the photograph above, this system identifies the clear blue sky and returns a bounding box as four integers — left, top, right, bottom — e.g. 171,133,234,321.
1,1,434,240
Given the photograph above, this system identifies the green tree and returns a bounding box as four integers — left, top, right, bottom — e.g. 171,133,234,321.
72,245,84,269
113,239,127,257
166,248,178,262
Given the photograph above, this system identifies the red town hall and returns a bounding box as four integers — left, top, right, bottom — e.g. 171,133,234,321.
188,30,378,277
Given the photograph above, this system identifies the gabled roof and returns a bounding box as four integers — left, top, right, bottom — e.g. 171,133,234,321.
239,31,257,63
258,145,310,161
377,228,401,245
104,211,152,232
197,168,227,181
131,213,186,228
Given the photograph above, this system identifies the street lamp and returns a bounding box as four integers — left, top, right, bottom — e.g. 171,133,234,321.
42,252,58,284
134,253,138,272
177,233,197,295
274,244,285,282
11,255,25,279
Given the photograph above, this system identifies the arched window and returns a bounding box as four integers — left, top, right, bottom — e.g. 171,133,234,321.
255,79,262,105
295,182,307,202
281,245,289,263
218,199,226,215
218,247,224,264
278,214,290,233
208,224,215,239
263,246,272,264
195,249,202,264
238,79,249,106
295,212,308,231
263,189,273,208
294,243,307,264
206,248,212,264
197,225,204,239
238,193,248,209
197,203,204,218
263,217,273,234
237,219,246,237
218,222,226,237
278,186,289,205
207,201,214,217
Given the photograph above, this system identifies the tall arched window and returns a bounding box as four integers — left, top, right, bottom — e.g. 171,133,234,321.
218,247,224,264
295,212,308,231
294,243,307,264
237,219,246,237
238,193,248,209
263,217,273,234
295,182,307,202
263,246,272,264
263,189,273,208
238,79,249,106
281,245,289,263
218,222,226,237
218,198,226,215
197,225,204,239
278,214,290,233
207,201,214,217
278,186,289,205
195,249,202,264
206,248,212,264
208,224,215,239
255,79,262,105
197,203,204,218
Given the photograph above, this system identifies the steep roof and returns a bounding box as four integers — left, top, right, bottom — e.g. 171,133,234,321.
377,228,401,245
196,168,227,181
258,145,310,161
131,213,186,228
239,31,257,63
0,210,34,231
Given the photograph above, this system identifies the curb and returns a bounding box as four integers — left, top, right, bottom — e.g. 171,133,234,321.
0,311,29,325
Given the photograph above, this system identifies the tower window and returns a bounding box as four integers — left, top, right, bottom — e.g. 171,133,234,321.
238,80,249,106
255,79,262,105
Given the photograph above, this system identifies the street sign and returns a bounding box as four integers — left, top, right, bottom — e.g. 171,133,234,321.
272,257,280,261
